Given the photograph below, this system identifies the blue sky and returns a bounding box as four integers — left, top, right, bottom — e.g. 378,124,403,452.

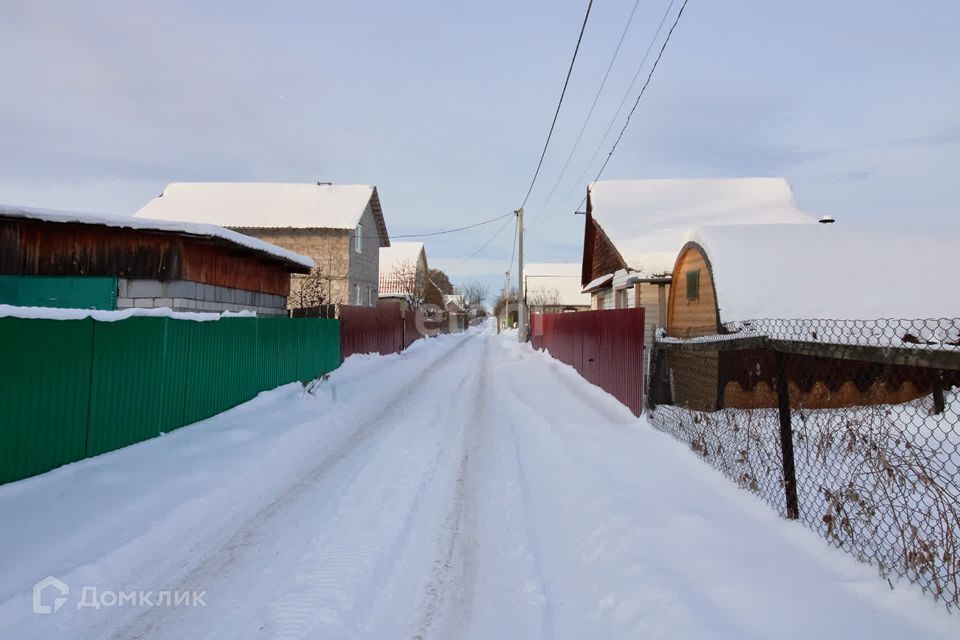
1,1,957,294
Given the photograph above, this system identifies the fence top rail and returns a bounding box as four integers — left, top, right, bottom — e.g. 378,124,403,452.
0,304,266,323
656,332,960,371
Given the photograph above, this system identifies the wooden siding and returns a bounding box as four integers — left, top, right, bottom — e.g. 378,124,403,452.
667,244,720,337
1,218,295,296
581,215,626,285
180,241,292,296
1,219,181,280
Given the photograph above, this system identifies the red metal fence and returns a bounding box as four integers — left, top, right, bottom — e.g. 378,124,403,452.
530,308,645,416
339,302,405,357
293,302,468,359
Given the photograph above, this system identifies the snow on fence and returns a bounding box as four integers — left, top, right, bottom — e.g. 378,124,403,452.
530,308,645,416
0,314,340,485
647,317,960,608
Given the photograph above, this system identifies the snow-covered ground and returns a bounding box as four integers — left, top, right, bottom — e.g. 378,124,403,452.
1,321,956,639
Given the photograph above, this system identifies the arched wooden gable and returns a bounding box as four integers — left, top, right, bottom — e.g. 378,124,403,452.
666,241,721,338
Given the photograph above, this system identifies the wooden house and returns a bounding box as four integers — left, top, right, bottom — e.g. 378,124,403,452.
581,177,814,375
135,183,390,308
0,204,312,314
663,224,960,410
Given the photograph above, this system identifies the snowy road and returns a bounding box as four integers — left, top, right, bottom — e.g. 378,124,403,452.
1,323,957,639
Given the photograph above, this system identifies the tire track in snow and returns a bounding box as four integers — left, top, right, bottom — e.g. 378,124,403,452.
410,342,488,639
106,334,479,640
268,360,480,640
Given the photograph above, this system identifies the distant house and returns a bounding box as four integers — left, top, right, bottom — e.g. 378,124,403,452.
443,294,464,313
581,177,815,360
0,204,312,314
663,224,960,411
524,263,590,313
135,183,390,307
378,242,428,307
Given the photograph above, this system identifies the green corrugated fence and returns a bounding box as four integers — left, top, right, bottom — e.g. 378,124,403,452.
0,315,341,484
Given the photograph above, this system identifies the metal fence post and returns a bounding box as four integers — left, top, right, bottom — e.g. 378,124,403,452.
774,350,800,519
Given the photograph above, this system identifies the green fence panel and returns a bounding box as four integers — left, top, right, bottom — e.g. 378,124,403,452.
0,275,117,310
182,318,260,425
256,317,285,393
86,317,168,456
1,315,342,485
303,318,341,379
158,318,192,433
0,317,93,484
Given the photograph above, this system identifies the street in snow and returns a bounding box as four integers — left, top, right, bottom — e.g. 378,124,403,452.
1,323,955,640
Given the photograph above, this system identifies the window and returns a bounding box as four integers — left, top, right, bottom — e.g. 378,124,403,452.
355,284,361,304
355,223,362,253
686,269,700,301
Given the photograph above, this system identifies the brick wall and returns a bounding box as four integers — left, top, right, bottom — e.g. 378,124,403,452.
227,219,383,307
229,229,351,305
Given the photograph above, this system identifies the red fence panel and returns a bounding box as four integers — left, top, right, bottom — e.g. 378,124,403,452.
529,308,645,416
339,303,404,358
376,301,404,355
403,310,422,349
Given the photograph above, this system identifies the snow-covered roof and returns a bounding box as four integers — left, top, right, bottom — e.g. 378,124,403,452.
378,242,427,295
379,242,426,277
588,178,815,275
444,294,465,312
135,182,386,234
582,273,613,293
0,203,314,269
524,263,592,307
688,224,960,321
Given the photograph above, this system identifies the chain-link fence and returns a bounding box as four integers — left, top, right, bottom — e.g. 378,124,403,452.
647,318,960,609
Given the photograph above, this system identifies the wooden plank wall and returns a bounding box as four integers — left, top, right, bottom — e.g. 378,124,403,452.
667,247,719,337
1,219,294,296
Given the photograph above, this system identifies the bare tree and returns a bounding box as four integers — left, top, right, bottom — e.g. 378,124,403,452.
526,287,562,311
382,258,427,307
289,252,350,308
457,280,491,316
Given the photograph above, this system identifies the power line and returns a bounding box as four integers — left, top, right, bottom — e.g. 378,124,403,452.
530,0,643,225
391,211,515,238
557,0,677,213
447,214,516,271
589,0,689,187
518,0,595,209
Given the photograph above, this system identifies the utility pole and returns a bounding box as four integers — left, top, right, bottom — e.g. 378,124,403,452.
517,207,527,342
501,270,509,333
